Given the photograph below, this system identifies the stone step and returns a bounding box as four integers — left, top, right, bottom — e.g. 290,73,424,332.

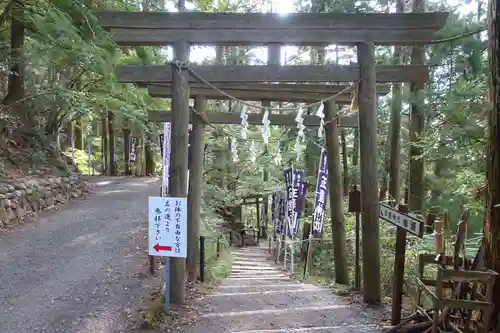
231,323,380,333
196,303,369,332
217,283,311,293
220,277,291,287
229,270,282,275
231,268,278,272
199,289,336,313
226,274,288,280
232,263,278,271
204,287,323,298
232,259,272,265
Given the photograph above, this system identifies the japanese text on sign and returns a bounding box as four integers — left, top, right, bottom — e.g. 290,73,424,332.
284,168,306,236
379,203,424,238
130,136,137,162
312,151,328,236
148,196,187,257
272,191,286,235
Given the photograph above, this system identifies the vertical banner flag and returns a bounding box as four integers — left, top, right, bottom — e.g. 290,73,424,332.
161,122,172,196
312,150,329,237
130,136,137,162
297,181,308,223
188,124,193,170
292,170,305,236
160,125,193,170
284,168,293,234
284,169,305,236
271,193,276,236
274,191,286,235
159,133,164,159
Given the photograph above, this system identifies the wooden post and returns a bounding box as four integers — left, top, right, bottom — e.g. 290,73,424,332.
186,95,206,282
324,99,349,285
199,235,205,283
169,31,190,303
348,186,362,290
391,203,409,325
357,42,381,304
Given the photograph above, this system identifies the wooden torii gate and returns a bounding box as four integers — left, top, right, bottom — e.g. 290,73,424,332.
97,9,449,305
147,85,388,246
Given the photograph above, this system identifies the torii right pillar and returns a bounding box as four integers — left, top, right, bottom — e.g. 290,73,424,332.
357,42,381,304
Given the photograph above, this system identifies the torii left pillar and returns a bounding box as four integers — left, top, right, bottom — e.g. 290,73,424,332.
169,36,190,304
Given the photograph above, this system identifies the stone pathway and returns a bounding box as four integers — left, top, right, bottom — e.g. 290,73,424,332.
185,245,383,333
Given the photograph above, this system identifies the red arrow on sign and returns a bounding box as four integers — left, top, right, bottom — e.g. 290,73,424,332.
153,243,173,252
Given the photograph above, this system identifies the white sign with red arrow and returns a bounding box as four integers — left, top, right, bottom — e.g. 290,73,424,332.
148,196,187,258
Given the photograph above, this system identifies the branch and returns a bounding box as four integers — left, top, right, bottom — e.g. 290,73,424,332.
430,27,486,45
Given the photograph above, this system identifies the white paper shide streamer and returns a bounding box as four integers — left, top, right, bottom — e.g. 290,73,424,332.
274,144,282,166
316,103,325,138
231,138,239,162
240,105,248,139
250,140,257,164
261,108,271,145
295,107,305,161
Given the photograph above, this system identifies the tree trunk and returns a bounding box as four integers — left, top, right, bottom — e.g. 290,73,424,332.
74,120,83,150
124,127,131,175
67,123,73,147
2,3,25,106
145,132,155,176
340,130,349,196
379,166,388,201
107,111,116,176
101,116,108,175
352,128,359,166
484,0,500,326
408,0,426,214
388,0,403,204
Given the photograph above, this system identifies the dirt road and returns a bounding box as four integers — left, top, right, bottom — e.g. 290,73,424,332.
0,177,158,333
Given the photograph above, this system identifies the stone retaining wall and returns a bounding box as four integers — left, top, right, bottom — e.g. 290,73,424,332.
0,175,90,227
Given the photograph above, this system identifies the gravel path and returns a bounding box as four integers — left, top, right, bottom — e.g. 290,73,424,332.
0,176,159,333
185,246,383,333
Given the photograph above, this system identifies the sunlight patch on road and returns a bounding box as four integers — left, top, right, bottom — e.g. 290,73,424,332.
95,181,114,186
64,232,106,248
98,189,132,195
